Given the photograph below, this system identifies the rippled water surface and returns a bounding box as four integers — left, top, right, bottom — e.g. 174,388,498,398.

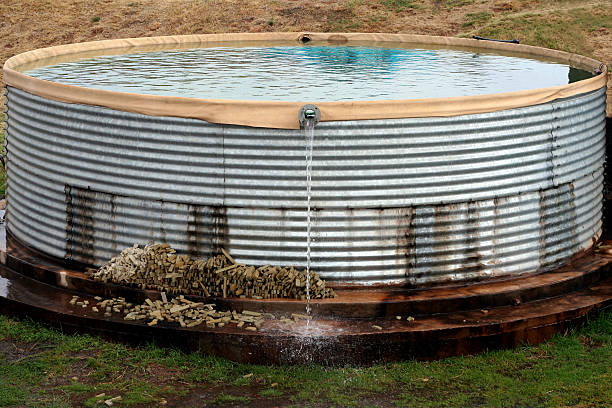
25,45,593,101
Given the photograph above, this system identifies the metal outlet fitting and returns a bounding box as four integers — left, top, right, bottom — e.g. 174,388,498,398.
298,104,321,128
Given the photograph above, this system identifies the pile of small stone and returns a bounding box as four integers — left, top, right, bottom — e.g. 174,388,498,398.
70,294,274,331
87,244,336,300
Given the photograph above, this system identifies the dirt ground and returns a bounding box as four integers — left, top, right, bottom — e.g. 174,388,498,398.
0,0,610,115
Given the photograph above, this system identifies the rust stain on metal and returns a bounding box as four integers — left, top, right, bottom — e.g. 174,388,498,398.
73,187,96,265
186,204,202,257
64,185,96,265
62,185,232,262
538,188,548,270
458,200,484,275
568,182,578,249
184,203,229,257
187,204,229,257
64,184,73,260
211,205,229,255
433,202,462,270
397,207,416,278
489,196,507,271
109,194,117,253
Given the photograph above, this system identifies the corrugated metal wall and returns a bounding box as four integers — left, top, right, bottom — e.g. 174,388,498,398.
5,86,606,285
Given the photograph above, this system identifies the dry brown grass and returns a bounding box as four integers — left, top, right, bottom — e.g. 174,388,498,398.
1,0,611,114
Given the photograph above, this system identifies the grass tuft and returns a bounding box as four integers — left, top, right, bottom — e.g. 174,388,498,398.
381,0,419,12
443,0,475,8
215,393,251,404
462,11,492,28
259,388,283,397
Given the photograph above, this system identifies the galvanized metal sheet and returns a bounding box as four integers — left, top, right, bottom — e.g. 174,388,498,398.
5,86,606,284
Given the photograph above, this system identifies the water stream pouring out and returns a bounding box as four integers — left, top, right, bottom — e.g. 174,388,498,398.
299,105,321,321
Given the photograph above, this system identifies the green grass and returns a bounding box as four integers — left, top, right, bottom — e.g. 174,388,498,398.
465,5,612,55
443,0,475,8
214,393,251,404
462,11,492,28
329,18,361,32
0,312,611,407
259,387,283,398
381,0,420,12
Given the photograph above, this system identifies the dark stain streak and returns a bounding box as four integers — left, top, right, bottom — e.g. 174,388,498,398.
110,194,117,253
538,188,549,268
538,182,578,269
186,204,229,258
568,183,578,248
66,185,232,262
403,208,416,277
210,205,229,255
491,196,506,265
458,200,483,275
186,204,202,257
75,187,96,265
64,185,73,260
64,185,95,265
